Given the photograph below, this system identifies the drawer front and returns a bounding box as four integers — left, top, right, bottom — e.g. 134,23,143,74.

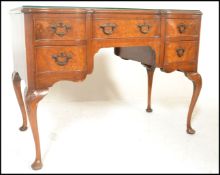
166,19,200,37
35,46,86,74
34,18,86,41
93,19,160,39
164,41,198,65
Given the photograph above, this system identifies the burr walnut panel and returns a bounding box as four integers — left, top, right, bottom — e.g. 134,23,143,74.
164,41,198,66
35,46,86,74
93,19,160,39
166,19,200,37
34,17,86,41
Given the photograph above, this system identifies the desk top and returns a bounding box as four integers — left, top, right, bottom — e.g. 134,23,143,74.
11,6,202,15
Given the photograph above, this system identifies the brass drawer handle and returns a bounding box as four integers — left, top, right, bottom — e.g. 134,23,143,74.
177,23,186,34
100,23,117,35
51,52,72,66
176,48,185,57
50,22,71,37
137,23,151,34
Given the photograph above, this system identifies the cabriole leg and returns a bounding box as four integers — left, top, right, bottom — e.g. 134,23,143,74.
12,71,28,131
25,88,48,170
146,66,155,112
185,72,202,134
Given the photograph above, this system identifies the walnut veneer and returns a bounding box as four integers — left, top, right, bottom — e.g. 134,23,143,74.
11,6,202,170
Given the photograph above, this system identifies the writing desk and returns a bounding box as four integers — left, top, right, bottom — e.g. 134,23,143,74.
11,6,202,170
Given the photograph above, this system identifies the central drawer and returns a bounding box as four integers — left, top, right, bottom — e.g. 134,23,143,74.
35,46,86,74
93,19,160,39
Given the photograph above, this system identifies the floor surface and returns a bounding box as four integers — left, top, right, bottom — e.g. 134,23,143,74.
2,98,219,173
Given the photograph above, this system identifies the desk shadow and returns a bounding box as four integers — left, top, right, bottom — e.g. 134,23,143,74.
48,48,122,102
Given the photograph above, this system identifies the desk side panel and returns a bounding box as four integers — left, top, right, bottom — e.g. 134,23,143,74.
11,13,27,83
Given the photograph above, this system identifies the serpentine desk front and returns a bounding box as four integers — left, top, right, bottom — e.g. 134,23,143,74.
11,6,202,170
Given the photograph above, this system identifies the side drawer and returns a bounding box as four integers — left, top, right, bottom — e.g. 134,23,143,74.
166,19,200,37
34,15,86,41
164,41,198,66
35,45,86,74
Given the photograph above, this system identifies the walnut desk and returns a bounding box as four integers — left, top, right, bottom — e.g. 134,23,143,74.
11,6,202,170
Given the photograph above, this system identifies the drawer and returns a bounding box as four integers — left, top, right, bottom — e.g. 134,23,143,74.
166,19,200,37
164,41,198,65
35,46,86,74
93,19,160,39
34,17,86,41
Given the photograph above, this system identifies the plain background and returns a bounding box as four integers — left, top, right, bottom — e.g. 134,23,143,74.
1,1,219,173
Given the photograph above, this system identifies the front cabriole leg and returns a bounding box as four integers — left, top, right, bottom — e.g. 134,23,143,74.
25,88,48,170
12,71,28,131
184,72,202,134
